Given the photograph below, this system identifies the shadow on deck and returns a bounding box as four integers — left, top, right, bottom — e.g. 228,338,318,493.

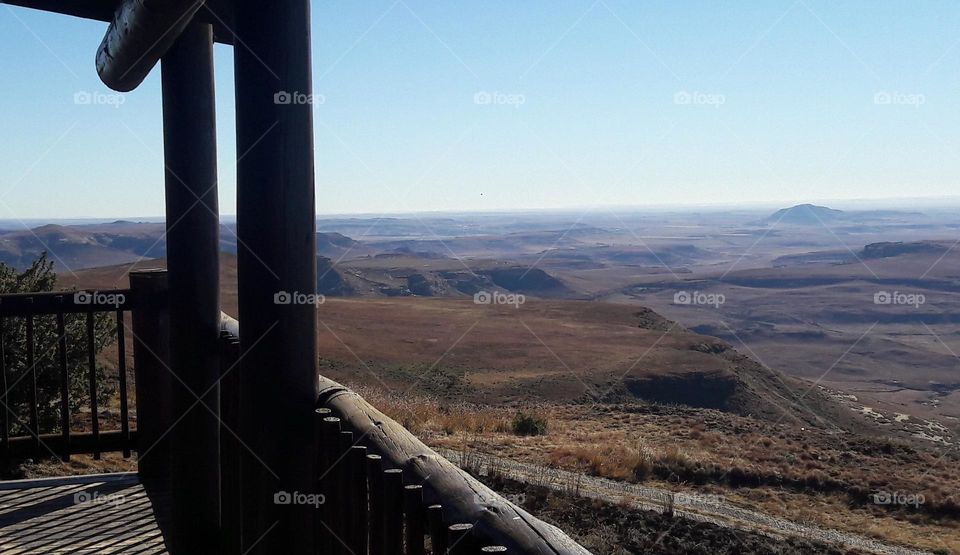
0,473,170,554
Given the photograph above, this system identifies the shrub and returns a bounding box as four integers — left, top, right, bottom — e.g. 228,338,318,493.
1,253,115,436
512,411,548,436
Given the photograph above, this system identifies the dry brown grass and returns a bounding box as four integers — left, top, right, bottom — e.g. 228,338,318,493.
349,383,513,437
348,394,958,553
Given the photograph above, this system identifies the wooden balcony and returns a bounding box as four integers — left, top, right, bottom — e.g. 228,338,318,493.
0,473,169,554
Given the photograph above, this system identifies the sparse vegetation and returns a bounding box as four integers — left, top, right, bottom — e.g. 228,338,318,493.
512,411,548,436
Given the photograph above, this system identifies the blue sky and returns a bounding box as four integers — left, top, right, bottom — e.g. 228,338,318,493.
1,0,960,218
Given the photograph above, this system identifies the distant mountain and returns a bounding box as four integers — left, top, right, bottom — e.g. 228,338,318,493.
764,204,845,225
0,222,364,271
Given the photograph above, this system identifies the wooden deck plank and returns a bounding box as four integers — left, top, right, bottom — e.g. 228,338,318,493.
0,474,169,554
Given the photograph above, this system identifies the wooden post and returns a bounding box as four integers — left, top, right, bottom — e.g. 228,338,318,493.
368,454,385,555
427,504,446,555
319,416,341,554
129,270,170,481
338,430,354,555
404,485,425,555
447,523,474,555
383,468,404,555
220,333,242,554
233,0,318,550
349,445,370,555
161,20,221,554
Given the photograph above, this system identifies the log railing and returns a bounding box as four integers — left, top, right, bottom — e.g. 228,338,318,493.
217,313,589,554
0,271,167,462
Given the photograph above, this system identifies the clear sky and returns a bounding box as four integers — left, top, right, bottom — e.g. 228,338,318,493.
1,0,959,218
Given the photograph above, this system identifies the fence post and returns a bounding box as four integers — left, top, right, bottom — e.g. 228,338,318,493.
404,485,424,555
367,454,385,555
319,416,341,554
129,269,170,481
383,468,404,555
427,504,446,555
447,523,474,555
349,445,369,554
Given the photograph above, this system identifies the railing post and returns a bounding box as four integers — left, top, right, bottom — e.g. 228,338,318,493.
129,269,170,481
384,469,404,555
427,504,446,555
368,455,385,555
349,445,370,555
404,485,425,555
447,523,475,555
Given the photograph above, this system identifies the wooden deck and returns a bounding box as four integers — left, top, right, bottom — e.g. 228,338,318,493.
0,473,170,554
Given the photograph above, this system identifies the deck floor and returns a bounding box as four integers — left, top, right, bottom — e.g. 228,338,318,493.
0,472,169,554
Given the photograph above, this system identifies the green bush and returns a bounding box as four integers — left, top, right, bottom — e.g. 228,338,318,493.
511,411,548,436
0,253,116,436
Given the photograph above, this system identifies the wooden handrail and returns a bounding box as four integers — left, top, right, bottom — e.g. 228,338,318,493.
317,377,591,554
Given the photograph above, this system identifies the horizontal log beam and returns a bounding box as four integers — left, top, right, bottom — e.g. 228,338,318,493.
3,0,235,44
317,377,591,555
1,0,118,21
96,0,208,92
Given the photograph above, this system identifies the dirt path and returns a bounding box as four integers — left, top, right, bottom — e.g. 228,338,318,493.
440,449,932,555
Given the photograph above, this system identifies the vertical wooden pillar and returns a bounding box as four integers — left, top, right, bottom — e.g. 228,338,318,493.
233,0,318,552
160,20,221,554
129,269,171,480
